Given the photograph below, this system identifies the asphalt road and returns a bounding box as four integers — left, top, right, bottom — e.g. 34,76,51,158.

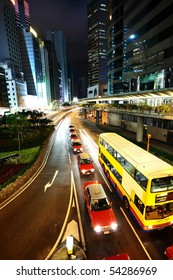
0,109,172,260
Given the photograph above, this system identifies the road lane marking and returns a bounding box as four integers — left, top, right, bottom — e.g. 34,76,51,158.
45,170,74,260
99,169,112,192
72,170,86,251
62,220,80,243
44,170,59,192
45,170,86,259
120,207,152,260
68,152,72,164
80,128,98,149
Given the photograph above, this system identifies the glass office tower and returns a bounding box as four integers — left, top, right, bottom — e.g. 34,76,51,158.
107,0,125,94
46,30,68,102
108,0,173,95
87,0,108,97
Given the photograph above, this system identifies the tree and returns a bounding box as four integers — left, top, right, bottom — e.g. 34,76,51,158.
6,113,28,150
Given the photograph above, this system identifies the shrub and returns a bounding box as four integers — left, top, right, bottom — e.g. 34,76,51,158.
0,163,27,189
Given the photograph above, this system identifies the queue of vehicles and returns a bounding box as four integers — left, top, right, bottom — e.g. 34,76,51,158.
69,124,118,234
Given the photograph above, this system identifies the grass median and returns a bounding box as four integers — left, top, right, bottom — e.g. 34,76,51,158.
0,147,41,190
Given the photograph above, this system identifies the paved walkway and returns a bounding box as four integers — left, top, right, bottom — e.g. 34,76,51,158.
83,118,173,162
99,123,173,155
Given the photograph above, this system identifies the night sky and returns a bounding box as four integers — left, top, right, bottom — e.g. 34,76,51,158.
28,0,91,81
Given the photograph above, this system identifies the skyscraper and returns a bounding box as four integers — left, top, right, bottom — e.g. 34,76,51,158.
46,30,69,102
123,0,173,92
0,66,8,108
87,0,108,98
19,26,43,97
0,0,27,108
15,0,30,29
44,40,61,102
16,0,46,107
108,0,173,95
0,0,22,71
107,0,125,95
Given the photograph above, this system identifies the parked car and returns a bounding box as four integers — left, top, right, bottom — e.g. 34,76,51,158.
71,139,83,153
83,181,118,234
77,153,95,175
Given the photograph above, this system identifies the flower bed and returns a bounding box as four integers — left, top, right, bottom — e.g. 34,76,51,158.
0,163,27,188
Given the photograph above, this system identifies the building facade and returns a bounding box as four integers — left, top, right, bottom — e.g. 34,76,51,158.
123,0,173,92
44,40,61,102
15,0,30,29
0,0,28,108
39,39,51,107
107,0,125,95
107,0,173,95
19,27,43,98
46,30,69,102
87,0,108,97
0,66,8,108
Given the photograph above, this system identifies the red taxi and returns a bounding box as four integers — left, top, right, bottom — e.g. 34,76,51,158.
70,132,78,140
103,253,130,260
72,139,83,153
69,124,74,128
165,245,173,260
69,128,76,135
77,153,95,175
83,181,118,234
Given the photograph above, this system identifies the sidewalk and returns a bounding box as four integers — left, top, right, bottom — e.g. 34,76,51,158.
89,121,173,159
103,124,173,153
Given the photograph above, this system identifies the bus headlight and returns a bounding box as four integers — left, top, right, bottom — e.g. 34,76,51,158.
91,168,95,172
144,225,153,230
82,169,86,174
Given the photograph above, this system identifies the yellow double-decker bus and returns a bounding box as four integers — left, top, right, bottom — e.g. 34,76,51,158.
98,132,173,230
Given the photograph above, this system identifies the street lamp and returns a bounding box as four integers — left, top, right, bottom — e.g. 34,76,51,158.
147,133,152,152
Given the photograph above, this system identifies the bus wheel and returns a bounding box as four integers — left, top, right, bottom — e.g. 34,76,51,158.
123,197,130,211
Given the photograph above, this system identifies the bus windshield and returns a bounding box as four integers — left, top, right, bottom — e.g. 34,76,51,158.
146,203,173,220
151,176,173,192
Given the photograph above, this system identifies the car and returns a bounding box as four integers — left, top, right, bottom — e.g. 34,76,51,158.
69,128,76,135
72,139,83,153
69,124,74,128
165,245,173,260
77,153,95,175
83,181,118,234
70,132,78,140
103,253,130,260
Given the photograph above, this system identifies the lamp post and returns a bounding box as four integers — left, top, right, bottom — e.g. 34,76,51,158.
147,133,152,152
